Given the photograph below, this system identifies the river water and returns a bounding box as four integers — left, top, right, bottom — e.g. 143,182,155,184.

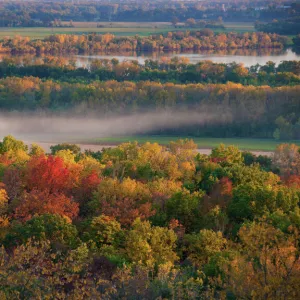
1,48,299,68
74,48,300,67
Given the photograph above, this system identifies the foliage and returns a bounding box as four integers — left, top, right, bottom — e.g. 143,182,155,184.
184,229,227,267
1,57,300,87
83,215,123,253
0,31,289,55
125,218,178,268
0,135,299,298
26,155,76,194
3,214,79,249
50,143,81,155
223,221,300,299
273,143,300,175
0,135,28,155
256,17,300,35
14,189,79,221
166,190,205,232
0,1,297,26
211,144,244,165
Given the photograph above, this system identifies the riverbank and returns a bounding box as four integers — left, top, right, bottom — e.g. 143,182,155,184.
23,140,273,157
85,136,299,152
18,135,293,157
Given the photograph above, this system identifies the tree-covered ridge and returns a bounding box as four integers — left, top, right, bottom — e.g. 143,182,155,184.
1,57,299,86
0,77,299,139
0,32,291,54
256,16,300,35
0,135,299,298
0,0,298,26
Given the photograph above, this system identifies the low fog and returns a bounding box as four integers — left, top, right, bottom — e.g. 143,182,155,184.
0,108,232,143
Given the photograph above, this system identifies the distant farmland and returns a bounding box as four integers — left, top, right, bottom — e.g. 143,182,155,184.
0,22,255,39
84,136,299,152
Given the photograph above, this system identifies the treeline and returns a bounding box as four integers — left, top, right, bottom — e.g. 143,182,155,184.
0,32,291,54
294,34,300,47
256,16,300,35
0,135,300,298
0,76,299,139
1,57,299,86
0,1,297,26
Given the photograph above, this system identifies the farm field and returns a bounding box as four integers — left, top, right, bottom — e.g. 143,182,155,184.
0,22,255,39
84,136,300,152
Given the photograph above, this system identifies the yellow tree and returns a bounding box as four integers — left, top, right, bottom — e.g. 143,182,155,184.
125,218,178,268
0,188,9,239
224,221,300,299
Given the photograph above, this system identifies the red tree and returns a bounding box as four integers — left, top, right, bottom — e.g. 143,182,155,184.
14,189,79,221
284,175,300,189
203,177,233,212
26,155,74,194
101,197,155,227
169,219,185,239
0,153,13,166
75,171,101,203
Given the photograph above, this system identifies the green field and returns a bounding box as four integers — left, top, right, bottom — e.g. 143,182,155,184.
85,136,300,152
0,22,255,39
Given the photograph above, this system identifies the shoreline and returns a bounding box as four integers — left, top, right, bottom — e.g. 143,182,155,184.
23,140,274,157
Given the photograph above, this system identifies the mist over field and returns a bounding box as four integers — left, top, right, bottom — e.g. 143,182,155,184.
0,108,232,143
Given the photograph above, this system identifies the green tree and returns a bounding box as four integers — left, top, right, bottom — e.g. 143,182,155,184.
29,143,45,156
166,190,205,232
125,218,178,268
228,184,299,223
211,144,243,166
4,214,79,249
83,215,123,253
50,143,81,155
184,229,227,267
0,135,28,154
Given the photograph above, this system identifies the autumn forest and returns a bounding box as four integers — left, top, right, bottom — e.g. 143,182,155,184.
0,135,300,298
0,1,300,299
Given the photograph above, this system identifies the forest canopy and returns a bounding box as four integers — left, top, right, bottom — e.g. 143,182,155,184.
0,0,299,25
0,56,299,86
0,32,291,55
0,135,299,298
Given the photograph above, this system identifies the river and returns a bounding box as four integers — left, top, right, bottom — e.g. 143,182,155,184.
1,48,299,68
74,48,299,67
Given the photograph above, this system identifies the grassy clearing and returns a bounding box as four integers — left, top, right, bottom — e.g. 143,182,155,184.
61,21,175,28
85,136,300,152
0,22,255,39
223,22,255,32
0,27,158,39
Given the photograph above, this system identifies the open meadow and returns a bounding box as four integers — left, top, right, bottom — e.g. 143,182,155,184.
0,22,255,39
84,136,300,152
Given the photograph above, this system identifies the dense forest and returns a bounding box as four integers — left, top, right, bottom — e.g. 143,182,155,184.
256,16,300,35
0,57,299,86
0,76,299,139
0,0,298,25
294,34,300,47
0,135,299,298
0,32,291,55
